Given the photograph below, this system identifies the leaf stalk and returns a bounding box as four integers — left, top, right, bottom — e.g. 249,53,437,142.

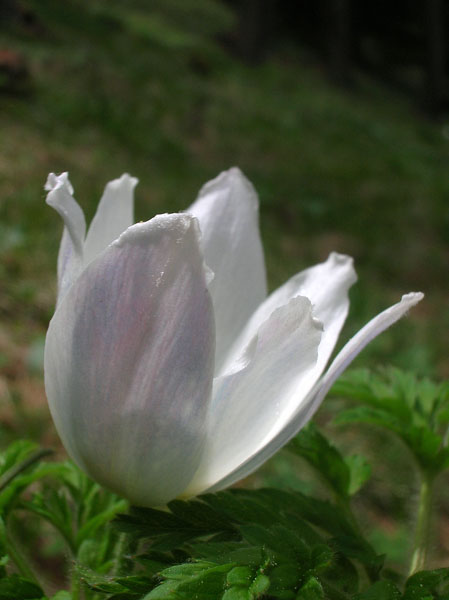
409,472,434,575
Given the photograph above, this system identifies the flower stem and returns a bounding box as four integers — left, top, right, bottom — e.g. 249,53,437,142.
409,472,433,576
112,532,127,576
70,564,82,600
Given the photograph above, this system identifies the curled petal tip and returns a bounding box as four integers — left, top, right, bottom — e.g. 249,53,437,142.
326,252,357,285
45,172,74,196
403,291,424,303
328,251,353,265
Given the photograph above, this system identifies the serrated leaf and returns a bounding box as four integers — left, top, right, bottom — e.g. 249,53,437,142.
336,406,445,473
75,498,128,547
345,454,372,495
191,542,263,567
240,524,308,563
332,368,449,476
115,575,155,593
335,406,404,436
167,499,231,532
331,535,384,579
331,369,412,423
201,490,279,528
115,499,235,550
161,561,218,581
83,572,154,596
146,563,233,600
23,489,76,552
288,424,350,498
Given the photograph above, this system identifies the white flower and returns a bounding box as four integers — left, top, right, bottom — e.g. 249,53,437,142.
44,168,423,506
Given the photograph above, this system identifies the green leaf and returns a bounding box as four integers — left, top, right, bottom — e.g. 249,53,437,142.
239,524,309,563
226,567,252,587
287,424,350,497
296,576,324,599
191,542,263,567
0,573,43,600
23,489,76,552
248,573,270,595
345,454,372,495
146,562,233,600
80,563,156,595
332,368,449,476
331,535,384,579
222,588,251,600
331,369,412,423
0,441,39,477
335,406,445,473
115,497,234,550
268,564,301,596
335,406,404,437
75,498,128,547
404,568,449,599
49,593,72,600
355,580,402,599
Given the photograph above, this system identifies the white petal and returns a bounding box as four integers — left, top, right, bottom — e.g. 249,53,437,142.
203,292,423,493
45,173,86,301
45,213,215,507
222,252,356,377
184,296,322,496
187,168,267,374
84,174,138,265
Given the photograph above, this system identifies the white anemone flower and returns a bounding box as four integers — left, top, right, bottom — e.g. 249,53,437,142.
44,168,423,507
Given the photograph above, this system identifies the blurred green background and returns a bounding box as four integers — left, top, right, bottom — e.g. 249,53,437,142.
0,0,449,571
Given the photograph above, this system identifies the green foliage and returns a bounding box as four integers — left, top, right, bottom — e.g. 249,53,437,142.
109,487,381,599
403,569,449,599
0,368,448,597
0,441,58,514
287,423,371,499
332,368,449,476
0,573,43,599
355,580,401,599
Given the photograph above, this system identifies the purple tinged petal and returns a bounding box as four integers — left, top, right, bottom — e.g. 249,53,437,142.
45,213,215,507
